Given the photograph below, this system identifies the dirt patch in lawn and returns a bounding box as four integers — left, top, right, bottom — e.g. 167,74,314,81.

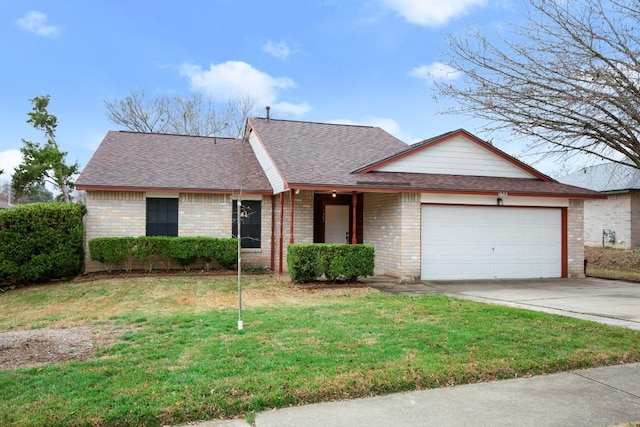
0,325,129,370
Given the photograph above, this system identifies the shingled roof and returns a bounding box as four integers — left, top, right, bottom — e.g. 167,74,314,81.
76,131,271,193
558,162,640,193
77,124,604,199
248,118,603,198
247,118,408,186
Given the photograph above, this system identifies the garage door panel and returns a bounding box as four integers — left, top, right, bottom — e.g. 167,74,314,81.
421,205,562,280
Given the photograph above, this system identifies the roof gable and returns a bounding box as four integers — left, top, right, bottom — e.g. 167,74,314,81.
354,129,551,181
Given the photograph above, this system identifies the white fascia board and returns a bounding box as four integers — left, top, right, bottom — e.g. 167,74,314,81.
421,193,569,207
248,131,286,194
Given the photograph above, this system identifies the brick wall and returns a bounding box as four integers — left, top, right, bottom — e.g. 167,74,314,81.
362,192,421,280
398,193,421,280
363,193,401,277
567,199,585,278
583,194,632,249
84,191,146,272
83,191,273,272
630,193,640,250
179,193,230,237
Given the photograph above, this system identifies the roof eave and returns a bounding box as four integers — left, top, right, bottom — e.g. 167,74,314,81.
76,185,273,195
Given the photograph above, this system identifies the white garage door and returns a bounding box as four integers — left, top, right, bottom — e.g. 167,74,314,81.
421,205,562,280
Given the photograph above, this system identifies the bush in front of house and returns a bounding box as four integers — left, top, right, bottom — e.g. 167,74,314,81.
287,244,326,283
0,203,86,286
88,236,238,272
88,237,137,272
287,243,375,283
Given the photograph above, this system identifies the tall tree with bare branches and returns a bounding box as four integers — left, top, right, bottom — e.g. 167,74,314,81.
436,0,640,168
104,89,257,138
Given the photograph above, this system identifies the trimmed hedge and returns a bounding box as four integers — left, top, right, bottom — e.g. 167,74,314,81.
287,243,374,283
0,203,87,287
88,236,238,272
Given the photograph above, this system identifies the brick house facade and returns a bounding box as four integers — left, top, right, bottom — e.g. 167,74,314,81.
77,120,601,280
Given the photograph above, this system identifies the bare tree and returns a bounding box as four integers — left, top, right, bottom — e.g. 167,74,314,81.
104,89,258,138
436,0,640,168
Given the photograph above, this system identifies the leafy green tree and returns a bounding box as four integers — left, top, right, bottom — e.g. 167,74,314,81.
12,95,79,203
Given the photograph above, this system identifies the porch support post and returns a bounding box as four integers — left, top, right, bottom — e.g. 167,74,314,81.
351,191,358,244
279,192,285,275
270,195,275,271
289,189,295,244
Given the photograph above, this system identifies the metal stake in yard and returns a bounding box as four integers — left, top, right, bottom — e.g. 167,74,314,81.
237,199,243,330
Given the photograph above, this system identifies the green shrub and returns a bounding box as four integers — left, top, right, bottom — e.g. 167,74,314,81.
0,203,86,286
287,243,374,283
166,237,199,270
87,236,238,272
197,237,238,270
151,236,174,271
217,238,238,270
287,244,325,283
88,237,137,272
134,236,160,272
323,244,375,281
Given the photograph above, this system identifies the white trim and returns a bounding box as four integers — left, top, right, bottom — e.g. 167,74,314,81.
233,194,263,201
146,192,179,198
421,193,569,207
249,130,285,193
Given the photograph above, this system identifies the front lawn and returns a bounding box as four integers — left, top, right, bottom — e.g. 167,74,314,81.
2,275,640,427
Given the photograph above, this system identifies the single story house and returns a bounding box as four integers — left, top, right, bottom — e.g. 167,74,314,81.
76,116,602,280
559,162,640,250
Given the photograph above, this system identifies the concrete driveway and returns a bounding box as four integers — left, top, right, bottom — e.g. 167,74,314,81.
370,277,640,330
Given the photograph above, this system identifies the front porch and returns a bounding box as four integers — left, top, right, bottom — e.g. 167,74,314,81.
264,189,422,281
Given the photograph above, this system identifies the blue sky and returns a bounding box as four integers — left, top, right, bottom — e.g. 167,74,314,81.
1,0,555,189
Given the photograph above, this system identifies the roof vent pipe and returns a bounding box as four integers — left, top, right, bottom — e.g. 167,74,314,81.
266,106,270,122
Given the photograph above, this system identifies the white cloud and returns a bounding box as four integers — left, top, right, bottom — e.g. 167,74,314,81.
180,60,310,116
0,149,23,179
410,62,461,81
272,101,312,116
17,11,61,37
378,0,486,27
262,41,291,60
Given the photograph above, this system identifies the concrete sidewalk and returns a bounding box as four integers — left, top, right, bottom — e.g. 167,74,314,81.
186,362,640,427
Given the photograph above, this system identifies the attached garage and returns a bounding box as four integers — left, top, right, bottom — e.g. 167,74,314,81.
421,205,563,280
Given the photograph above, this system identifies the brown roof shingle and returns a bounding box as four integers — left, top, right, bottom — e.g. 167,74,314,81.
248,118,408,186
354,171,605,198
76,131,272,193
248,118,602,198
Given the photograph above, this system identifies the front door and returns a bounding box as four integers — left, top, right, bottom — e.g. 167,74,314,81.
325,205,350,243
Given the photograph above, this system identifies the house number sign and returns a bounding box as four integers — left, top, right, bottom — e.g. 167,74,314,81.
498,192,508,197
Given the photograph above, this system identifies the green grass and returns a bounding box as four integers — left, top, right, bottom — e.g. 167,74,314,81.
1,276,640,426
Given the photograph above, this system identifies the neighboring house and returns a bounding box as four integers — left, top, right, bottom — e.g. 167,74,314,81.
559,162,640,250
76,117,602,280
